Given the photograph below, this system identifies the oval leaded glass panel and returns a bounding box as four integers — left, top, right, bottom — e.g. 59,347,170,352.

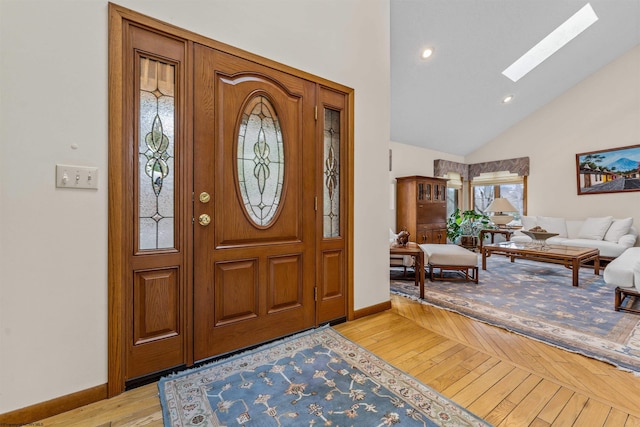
237,95,284,227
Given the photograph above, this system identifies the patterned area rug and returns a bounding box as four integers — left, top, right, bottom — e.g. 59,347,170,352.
158,327,490,427
391,256,640,374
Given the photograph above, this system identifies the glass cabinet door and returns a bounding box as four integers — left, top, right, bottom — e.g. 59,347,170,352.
424,183,432,201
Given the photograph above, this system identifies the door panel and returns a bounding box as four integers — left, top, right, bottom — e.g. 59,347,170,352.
213,259,258,325
316,87,348,323
133,268,180,345
124,24,189,382
193,45,316,361
268,254,303,312
318,249,345,321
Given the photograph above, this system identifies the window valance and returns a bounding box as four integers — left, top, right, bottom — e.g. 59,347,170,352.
433,159,469,181
434,157,529,181
468,157,529,179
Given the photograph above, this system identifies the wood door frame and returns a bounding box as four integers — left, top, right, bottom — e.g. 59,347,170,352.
108,3,354,397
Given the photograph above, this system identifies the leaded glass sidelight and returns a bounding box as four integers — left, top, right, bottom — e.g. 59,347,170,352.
323,108,340,238
237,95,284,227
138,57,175,250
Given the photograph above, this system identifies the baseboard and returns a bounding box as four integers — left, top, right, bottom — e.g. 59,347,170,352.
353,300,392,319
0,383,107,425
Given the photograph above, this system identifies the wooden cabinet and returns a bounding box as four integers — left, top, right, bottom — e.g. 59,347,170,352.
396,176,447,245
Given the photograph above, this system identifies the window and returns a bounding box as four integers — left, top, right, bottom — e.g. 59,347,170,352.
442,172,462,218
323,108,340,238
237,95,284,227
138,57,176,250
471,172,526,223
473,185,495,213
446,187,459,218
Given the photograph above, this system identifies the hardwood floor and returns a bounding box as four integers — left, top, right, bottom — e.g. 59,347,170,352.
37,294,640,426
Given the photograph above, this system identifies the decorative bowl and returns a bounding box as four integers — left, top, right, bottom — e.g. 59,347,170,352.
521,231,559,241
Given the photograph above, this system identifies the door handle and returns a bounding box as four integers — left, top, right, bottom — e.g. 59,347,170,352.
198,214,211,226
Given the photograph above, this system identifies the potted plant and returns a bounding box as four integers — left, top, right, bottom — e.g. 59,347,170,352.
446,209,493,247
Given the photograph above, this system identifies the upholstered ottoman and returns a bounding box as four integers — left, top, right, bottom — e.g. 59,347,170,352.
419,244,479,283
603,247,640,313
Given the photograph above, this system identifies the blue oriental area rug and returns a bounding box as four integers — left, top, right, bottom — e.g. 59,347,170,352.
158,326,490,427
391,255,640,374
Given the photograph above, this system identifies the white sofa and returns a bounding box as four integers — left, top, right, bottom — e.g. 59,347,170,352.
603,247,640,313
511,216,638,260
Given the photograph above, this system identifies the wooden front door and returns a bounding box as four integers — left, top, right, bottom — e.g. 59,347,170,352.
110,5,352,394
192,45,317,361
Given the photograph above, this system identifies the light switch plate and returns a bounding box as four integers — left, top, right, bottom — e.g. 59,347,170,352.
56,164,98,189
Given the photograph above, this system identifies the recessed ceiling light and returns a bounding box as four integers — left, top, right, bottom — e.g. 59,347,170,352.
421,47,434,59
502,3,599,82
502,95,514,104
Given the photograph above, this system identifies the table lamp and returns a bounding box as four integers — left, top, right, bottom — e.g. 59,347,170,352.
486,197,517,226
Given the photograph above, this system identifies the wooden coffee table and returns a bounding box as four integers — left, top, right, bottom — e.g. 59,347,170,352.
390,243,425,298
482,242,599,287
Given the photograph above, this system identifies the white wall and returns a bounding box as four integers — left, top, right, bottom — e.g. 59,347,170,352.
389,142,464,230
466,44,640,234
0,0,391,413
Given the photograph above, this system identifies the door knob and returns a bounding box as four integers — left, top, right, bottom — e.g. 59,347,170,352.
199,192,211,203
198,214,211,226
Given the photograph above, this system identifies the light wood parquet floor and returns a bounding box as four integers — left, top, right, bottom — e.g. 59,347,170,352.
38,294,640,426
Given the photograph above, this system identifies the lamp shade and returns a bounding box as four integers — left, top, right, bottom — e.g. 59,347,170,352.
486,198,517,225
486,198,517,213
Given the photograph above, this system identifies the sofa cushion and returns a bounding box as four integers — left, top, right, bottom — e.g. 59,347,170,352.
537,216,568,238
578,216,613,240
604,260,635,289
560,238,629,259
603,247,640,290
545,236,568,245
604,217,633,243
619,233,638,248
565,220,583,239
510,235,531,243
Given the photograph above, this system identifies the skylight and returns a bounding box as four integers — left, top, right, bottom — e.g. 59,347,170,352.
502,3,599,82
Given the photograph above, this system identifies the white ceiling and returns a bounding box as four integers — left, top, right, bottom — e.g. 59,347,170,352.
391,0,640,156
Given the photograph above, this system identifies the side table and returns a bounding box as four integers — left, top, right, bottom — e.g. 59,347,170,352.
479,229,515,251
390,242,425,299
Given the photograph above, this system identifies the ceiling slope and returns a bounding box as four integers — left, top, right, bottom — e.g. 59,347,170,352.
391,0,640,155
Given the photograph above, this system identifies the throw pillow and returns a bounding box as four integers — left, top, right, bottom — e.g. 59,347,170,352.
578,216,613,240
537,217,568,238
604,217,633,243
521,216,537,231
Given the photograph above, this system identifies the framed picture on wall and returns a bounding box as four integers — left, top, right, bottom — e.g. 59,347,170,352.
576,144,640,195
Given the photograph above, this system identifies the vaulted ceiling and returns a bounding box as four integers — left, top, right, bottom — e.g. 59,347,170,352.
391,0,640,156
